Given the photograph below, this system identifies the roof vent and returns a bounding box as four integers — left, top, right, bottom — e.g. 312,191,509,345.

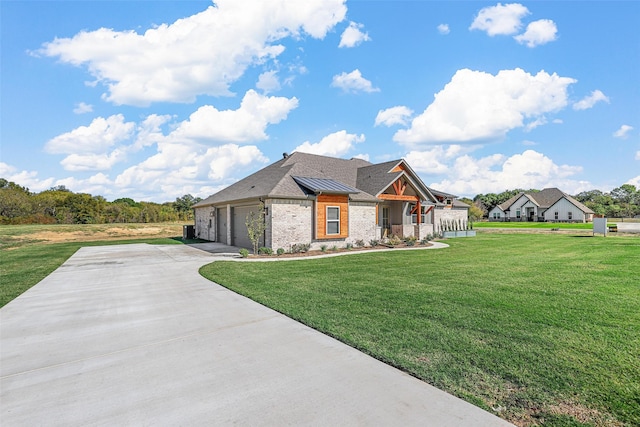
283,152,289,158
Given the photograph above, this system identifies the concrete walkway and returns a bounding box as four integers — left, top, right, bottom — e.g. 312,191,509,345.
1,243,512,426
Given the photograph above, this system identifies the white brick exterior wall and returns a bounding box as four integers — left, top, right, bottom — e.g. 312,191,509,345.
194,207,215,241
345,202,377,247
269,199,314,251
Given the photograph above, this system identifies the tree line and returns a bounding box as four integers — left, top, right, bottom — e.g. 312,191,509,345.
2,178,639,224
0,179,202,224
471,184,640,219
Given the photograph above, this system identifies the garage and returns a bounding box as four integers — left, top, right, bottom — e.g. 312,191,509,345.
217,207,227,245
232,205,261,249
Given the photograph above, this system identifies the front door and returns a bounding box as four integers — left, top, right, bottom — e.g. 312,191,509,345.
528,209,535,221
382,206,390,237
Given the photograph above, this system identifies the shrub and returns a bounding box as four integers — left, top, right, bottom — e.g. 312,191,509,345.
345,243,353,250
420,237,430,245
258,247,273,255
354,239,365,248
320,244,327,252
387,234,403,246
276,248,285,256
239,248,249,258
291,243,311,253
369,239,380,247
331,245,338,251
405,235,417,246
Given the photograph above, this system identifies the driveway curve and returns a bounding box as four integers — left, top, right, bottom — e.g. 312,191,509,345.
1,243,512,426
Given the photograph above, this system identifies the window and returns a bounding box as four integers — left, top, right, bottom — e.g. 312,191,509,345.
493,212,501,219
410,205,428,224
326,206,340,234
554,211,559,220
516,210,521,219
568,211,573,220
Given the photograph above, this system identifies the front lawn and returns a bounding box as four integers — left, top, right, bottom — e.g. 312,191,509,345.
200,234,639,426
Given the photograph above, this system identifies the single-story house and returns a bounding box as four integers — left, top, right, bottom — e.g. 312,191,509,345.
488,188,594,223
193,152,468,250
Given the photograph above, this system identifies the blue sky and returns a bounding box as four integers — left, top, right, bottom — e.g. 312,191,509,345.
2,0,638,202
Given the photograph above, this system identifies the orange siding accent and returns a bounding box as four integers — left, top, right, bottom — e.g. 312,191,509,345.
316,194,349,239
378,194,419,201
391,163,407,173
392,179,407,195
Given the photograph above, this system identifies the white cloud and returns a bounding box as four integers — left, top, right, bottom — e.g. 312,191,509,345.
0,162,55,192
469,3,529,36
626,175,640,187
573,90,609,110
613,125,634,139
339,21,371,48
331,69,379,93
437,24,450,35
73,102,93,114
514,19,558,47
404,145,474,175
524,116,547,132
39,0,347,106
293,130,364,157
429,149,588,196
256,71,281,94
166,90,298,143
394,68,576,145
114,141,269,199
60,151,126,172
375,106,413,127
205,144,268,180
636,152,640,161
45,115,135,154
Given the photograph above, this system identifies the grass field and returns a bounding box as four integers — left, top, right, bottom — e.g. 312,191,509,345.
200,234,640,427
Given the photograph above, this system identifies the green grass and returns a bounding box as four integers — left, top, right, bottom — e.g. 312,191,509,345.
200,234,640,426
474,222,596,229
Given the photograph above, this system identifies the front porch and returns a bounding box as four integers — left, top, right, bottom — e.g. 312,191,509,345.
379,200,435,240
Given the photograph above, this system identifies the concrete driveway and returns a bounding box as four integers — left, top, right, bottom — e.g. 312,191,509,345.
1,243,512,426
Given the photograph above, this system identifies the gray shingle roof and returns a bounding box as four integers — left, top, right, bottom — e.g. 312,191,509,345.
193,152,456,208
194,152,378,207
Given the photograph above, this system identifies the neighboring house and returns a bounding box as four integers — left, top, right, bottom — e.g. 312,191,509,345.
488,188,594,223
193,152,468,250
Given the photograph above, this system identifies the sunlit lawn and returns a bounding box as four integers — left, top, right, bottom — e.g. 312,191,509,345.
200,234,640,427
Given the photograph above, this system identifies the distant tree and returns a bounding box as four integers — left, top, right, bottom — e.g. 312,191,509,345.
112,197,140,208
460,198,484,222
174,194,202,220
0,180,32,222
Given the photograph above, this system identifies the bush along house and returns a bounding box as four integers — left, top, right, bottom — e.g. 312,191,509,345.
192,152,468,250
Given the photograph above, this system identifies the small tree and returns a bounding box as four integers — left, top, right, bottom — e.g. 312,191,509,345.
245,203,267,255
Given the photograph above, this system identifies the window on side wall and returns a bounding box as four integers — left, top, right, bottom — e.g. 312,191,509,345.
516,210,521,219
554,211,559,220
568,211,573,220
327,206,340,235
